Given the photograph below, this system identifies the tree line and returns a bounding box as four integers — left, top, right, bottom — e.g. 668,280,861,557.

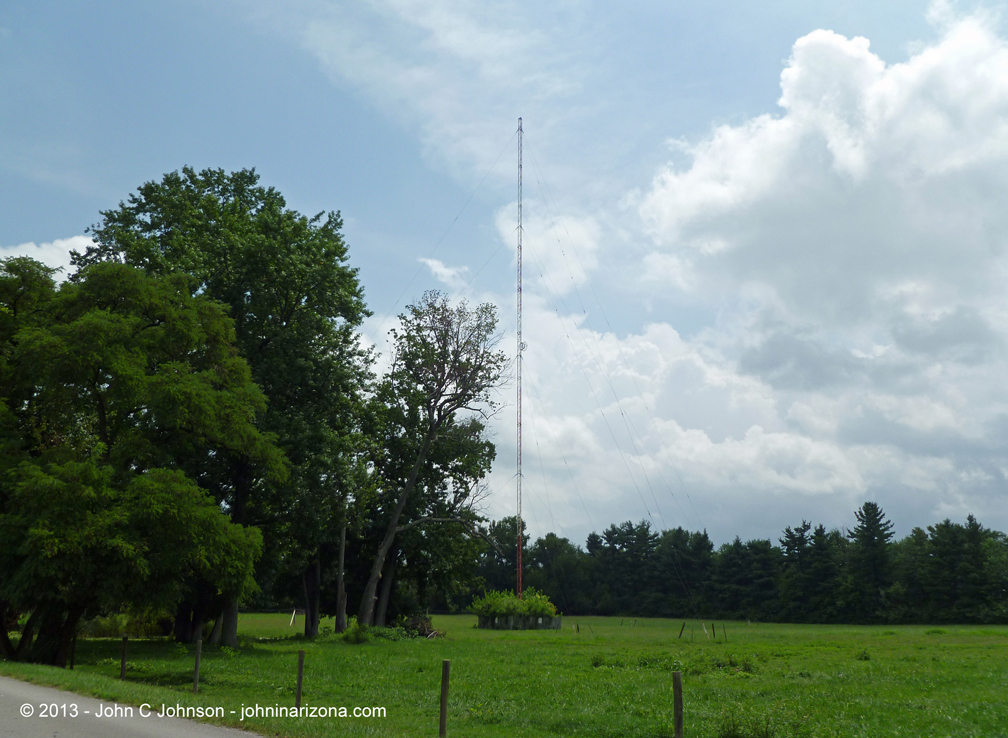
1,167,505,664
473,502,1008,624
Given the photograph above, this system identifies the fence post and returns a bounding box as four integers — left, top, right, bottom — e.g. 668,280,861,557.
193,639,203,694
296,650,306,709
673,670,683,738
439,659,451,737
119,635,128,680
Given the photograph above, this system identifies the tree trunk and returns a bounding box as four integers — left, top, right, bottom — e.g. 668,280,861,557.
14,610,39,660
303,558,321,638
189,605,205,645
221,598,239,648
358,428,436,626
336,518,347,633
25,605,83,666
219,458,250,648
0,627,14,660
52,606,84,668
208,610,224,645
0,602,15,660
375,549,398,627
173,602,193,643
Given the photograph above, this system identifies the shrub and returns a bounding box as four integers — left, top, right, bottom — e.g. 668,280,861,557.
469,588,558,618
78,611,171,639
342,617,369,644
400,615,438,637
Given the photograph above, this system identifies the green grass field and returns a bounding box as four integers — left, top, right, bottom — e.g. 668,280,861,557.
3,614,1007,737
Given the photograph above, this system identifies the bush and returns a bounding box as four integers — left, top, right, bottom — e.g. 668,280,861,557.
469,588,557,618
399,615,438,637
78,611,172,639
342,617,369,644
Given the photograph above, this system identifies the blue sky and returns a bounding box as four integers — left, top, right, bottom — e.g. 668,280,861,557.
5,0,1008,546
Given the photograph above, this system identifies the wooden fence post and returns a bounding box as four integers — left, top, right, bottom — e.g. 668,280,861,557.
296,650,306,709
678,622,686,639
193,639,202,694
119,635,128,680
673,670,683,738
439,659,451,737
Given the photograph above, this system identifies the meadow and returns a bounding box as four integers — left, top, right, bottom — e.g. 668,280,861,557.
2,614,1006,737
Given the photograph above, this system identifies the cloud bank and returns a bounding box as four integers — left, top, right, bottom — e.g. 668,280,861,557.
472,7,1008,544
618,8,1008,537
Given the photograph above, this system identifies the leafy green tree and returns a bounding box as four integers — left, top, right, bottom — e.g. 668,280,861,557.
357,292,506,626
525,533,593,615
594,521,660,614
364,408,494,625
478,516,529,594
0,258,275,664
73,167,372,640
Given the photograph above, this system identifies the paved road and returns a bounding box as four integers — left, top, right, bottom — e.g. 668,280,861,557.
0,676,258,738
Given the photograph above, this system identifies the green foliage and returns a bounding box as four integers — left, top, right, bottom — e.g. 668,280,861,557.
337,618,411,644
356,291,507,626
341,617,369,644
469,588,557,618
75,166,374,639
713,706,812,738
0,257,275,663
399,614,438,637
78,612,168,639
845,502,896,622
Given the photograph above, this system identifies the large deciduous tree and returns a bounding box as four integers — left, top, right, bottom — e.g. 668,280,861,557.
0,258,276,664
72,167,372,640
357,291,506,626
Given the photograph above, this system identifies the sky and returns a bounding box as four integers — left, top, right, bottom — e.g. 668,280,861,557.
4,0,1008,547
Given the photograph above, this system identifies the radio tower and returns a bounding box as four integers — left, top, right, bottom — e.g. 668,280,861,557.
516,117,524,599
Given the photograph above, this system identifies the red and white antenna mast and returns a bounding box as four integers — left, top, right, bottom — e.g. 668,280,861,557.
516,117,524,599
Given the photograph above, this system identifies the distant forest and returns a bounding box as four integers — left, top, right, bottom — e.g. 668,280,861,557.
465,502,1008,624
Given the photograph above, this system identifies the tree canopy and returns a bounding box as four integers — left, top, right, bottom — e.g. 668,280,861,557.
0,257,274,663
73,166,373,639
357,291,507,626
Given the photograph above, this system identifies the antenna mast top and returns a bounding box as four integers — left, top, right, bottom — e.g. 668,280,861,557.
516,117,523,599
